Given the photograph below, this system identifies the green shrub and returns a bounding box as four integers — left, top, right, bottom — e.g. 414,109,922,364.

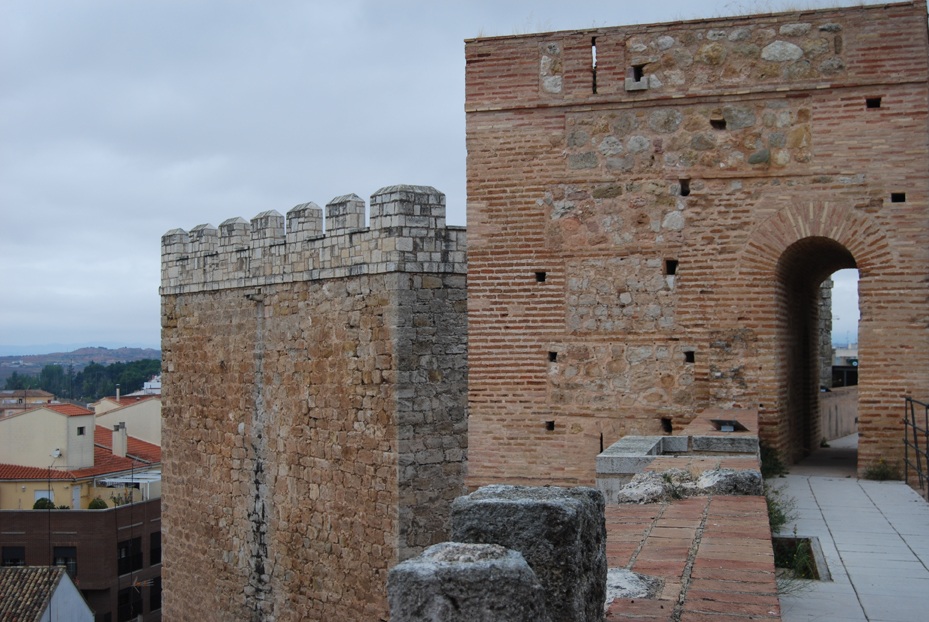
32,497,56,510
863,458,901,481
88,497,108,510
765,483,796,535
760,441,788,479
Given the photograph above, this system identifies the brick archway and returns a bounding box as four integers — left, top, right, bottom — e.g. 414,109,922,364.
737,201,894,466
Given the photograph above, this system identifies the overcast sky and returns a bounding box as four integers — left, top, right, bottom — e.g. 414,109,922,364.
0,0,872,355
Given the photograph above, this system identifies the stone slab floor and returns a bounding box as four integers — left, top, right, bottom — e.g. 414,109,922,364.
776,435,929,622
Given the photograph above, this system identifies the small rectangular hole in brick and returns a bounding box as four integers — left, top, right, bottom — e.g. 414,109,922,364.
891,192,906,203
710,118,727,130
661,417,673,434
665,259,679,276
591,37,598,94
684,351,695,364
632,65,644,81
866,97,882,109
548,351,558,363
545,420,556,431
680,179,691,197
535,271,547,283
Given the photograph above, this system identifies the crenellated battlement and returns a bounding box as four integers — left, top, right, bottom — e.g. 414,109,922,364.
160,184,466,294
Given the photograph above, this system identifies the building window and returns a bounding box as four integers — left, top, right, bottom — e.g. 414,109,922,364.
150,576,162,611
2,546,26,567
34,490,54,504
117,537,143,575
77,426,86,436
117,586,143,622
53,546,78,578
150,532,161,566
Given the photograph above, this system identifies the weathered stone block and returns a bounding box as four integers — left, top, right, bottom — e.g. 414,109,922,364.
388,542,551,622
450,485,606,622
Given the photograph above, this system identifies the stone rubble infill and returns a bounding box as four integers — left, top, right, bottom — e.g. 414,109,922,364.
611,468,763,504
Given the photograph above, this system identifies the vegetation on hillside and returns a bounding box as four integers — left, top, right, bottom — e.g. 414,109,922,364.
3,359,161,402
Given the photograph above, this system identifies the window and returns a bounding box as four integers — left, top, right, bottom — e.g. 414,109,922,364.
117,537,143,575
150,576,162,611
53,546,77,577
117,586,143,622
2,546,25,567
150,532,161,566
77,426,86,436
34,490,54,504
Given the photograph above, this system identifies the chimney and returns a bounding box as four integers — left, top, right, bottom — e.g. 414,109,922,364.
113,422,128,458
116,384,121,403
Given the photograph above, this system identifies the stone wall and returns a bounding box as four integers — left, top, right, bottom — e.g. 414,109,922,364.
465,1,929,486
160,186,466,621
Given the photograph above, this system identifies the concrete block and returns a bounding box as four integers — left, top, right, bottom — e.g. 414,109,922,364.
451,485,606,622
691,435,758,454
388,542,550,622
661,436,689,453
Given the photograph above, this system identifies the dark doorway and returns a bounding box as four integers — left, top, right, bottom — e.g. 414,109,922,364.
776,237,856,463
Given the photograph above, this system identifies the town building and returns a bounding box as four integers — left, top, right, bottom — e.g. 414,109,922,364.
0,389,54,419
0,403,163,621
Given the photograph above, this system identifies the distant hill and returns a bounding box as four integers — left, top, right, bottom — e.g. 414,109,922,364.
0,347,161,382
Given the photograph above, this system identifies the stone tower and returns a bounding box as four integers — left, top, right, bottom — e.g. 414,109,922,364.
160,185,466,621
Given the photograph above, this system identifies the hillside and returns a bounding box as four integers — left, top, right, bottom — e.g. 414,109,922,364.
0,346,161,383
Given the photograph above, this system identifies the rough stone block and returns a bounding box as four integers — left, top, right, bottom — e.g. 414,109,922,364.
450,485,606,622
388,542,550,622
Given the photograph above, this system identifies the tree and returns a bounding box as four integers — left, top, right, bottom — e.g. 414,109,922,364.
3,372,40,391
38,365,67,397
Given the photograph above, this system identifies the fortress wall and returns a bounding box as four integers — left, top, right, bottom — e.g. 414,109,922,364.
465,2,929,486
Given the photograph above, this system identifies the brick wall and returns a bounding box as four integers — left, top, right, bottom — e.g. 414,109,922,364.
160,186,466,621
465,1,929,487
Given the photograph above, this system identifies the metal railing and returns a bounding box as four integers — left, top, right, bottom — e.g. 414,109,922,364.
904,397,929,500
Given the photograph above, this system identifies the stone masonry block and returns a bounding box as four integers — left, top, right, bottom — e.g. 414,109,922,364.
450,485,606,622
325,193,366,233
388,542,551,622
370,184,446,231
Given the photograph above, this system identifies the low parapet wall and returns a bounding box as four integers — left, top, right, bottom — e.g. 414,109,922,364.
819,385,858,441
160,184,465,294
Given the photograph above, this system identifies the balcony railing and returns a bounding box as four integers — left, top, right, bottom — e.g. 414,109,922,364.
904,397,929,500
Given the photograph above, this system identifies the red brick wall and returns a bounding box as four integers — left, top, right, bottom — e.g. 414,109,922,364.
466,1,929,487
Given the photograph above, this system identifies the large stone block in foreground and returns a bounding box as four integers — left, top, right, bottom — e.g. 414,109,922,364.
450,485,606,622
388,542,550,622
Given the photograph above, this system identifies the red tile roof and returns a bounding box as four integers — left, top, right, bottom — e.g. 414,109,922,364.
0,566,66,621
93,426,161,465
0,426,160,482
97,395,157,407
20,403,93,417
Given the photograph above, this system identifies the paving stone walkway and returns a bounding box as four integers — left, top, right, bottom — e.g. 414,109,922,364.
776,436,929,622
